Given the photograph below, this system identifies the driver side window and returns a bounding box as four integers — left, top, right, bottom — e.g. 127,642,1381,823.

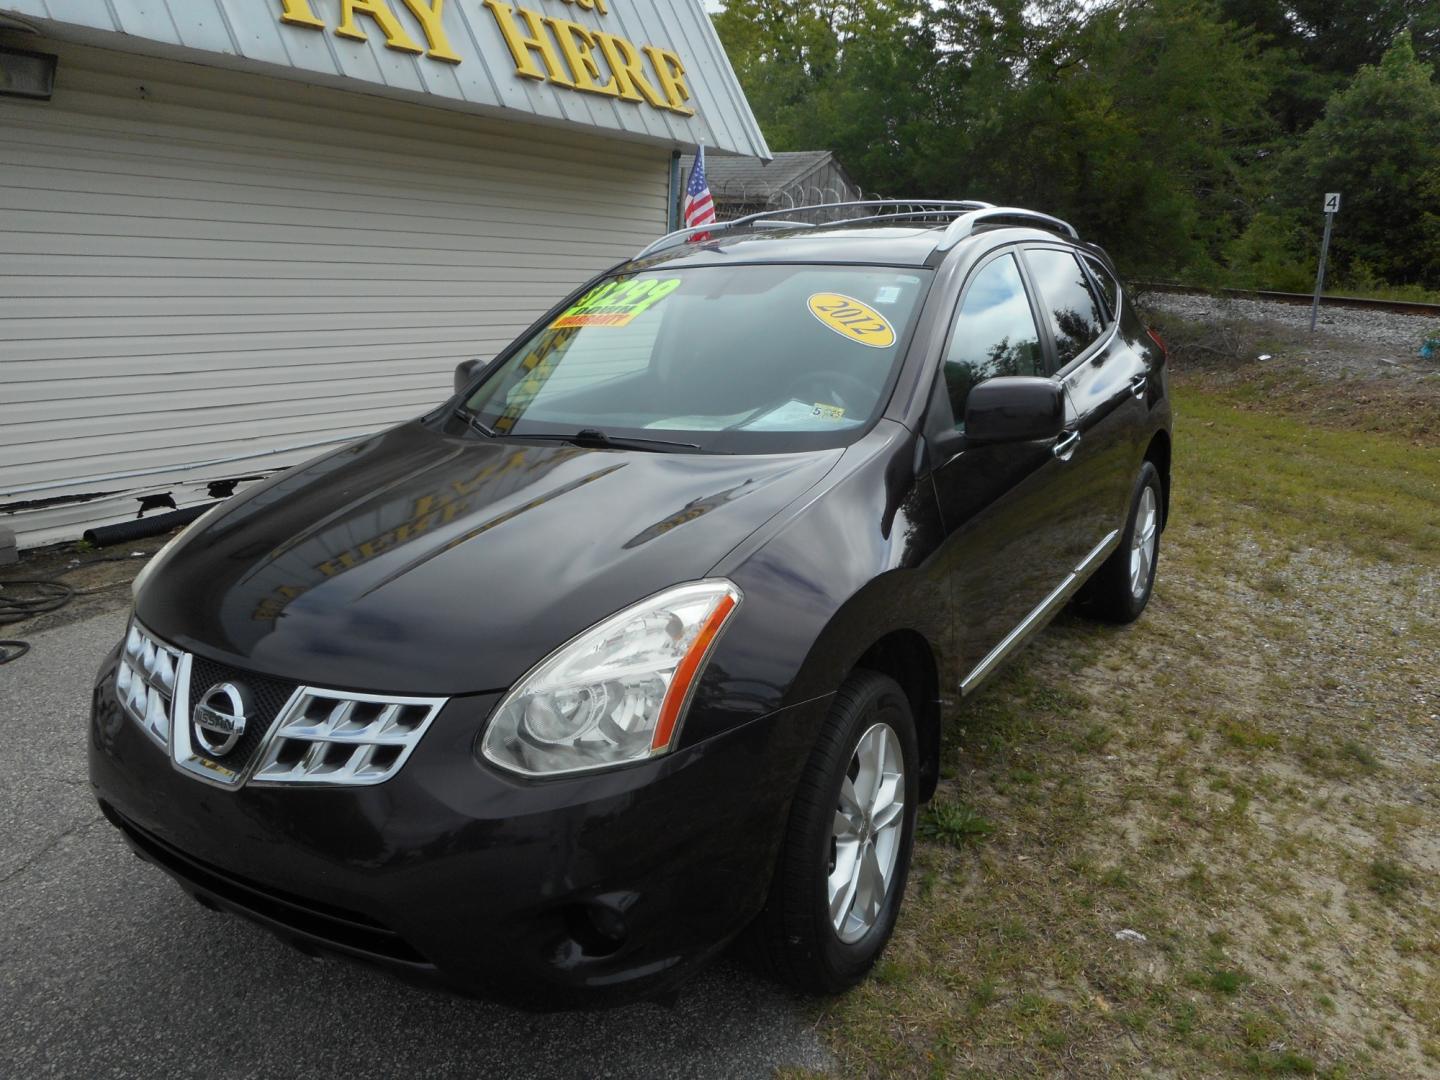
943,254,1045,428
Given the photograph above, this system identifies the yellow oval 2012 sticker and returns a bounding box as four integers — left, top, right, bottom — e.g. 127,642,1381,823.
807,293,896,349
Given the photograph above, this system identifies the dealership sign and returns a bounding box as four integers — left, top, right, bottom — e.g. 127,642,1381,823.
278,0,695,115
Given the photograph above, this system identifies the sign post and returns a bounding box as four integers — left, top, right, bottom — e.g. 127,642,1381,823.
1309,192,1341,331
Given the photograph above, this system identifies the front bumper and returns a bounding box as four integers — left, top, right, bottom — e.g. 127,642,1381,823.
88,650,830,1010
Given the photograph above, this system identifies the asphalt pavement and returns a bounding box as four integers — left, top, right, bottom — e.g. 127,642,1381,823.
0,607,833,1079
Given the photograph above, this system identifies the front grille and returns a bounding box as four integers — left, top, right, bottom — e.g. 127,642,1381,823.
185,656,299,775
104,629,450,788
250,690,445,787
104,802,431,967
116,621,182,747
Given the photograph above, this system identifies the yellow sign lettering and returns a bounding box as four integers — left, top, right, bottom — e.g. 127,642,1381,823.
593,30,666,108
336,0,425,55
278,0,325,30
483,0,576,86
399,0,463,64
548,17,619,97
275,0,697,120
644,45,694,115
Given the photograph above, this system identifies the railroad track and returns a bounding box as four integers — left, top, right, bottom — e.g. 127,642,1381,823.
1133,282,1440,318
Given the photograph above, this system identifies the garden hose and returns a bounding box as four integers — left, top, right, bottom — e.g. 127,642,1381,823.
0,580,75,665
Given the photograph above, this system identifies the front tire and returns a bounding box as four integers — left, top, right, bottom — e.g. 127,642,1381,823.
1080,460,1163,623
750,669,918,994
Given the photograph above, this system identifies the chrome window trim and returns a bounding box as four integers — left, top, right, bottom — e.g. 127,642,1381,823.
960,529,1120,695
1057,318,1121,384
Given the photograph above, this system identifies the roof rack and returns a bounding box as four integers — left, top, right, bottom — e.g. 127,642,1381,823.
633,199,995,259
935,206,1079,250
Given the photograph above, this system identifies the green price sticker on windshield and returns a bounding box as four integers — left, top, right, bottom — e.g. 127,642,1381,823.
552,278,682,329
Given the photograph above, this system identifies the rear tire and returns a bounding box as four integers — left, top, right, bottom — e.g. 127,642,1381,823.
749,669,918,994
1080,460,1162,624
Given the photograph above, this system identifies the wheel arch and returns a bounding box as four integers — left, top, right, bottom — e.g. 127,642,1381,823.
1144,429,1171,530
853,630,942,804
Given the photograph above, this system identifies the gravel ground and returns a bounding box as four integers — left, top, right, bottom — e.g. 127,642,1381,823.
1142,291,1440,356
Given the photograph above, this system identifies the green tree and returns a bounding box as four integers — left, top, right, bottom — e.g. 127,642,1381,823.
713,1,1434,288
713,0,936,193
917,0,1273,276
1216,0,1440,131
1216,0,1439,78
1281,33,1440,285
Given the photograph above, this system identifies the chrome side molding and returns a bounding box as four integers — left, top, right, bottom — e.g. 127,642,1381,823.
959,529,1120,695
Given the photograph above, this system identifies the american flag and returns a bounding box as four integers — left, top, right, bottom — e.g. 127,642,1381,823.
682,144,716,241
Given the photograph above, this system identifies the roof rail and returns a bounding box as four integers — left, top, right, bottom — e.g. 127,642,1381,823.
792,202,997,234
634,219,808,260
633,198,995,259
936,206,1079,250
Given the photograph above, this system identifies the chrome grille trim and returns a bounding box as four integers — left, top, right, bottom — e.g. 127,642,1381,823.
169,653,302,789
110,622,446,788
115,619,181,748
249,689,445,787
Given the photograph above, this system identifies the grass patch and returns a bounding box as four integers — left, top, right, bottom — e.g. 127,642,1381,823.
920,800,994,846
1221,718,1281,751
1244,1049,1317,1075
1368,858,1419,900
1174,388,1440,562
1201,967,1251,995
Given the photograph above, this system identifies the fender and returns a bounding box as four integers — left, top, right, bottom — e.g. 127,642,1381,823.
680,420,952,749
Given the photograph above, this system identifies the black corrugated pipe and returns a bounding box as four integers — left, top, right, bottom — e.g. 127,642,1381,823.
83,502,218,548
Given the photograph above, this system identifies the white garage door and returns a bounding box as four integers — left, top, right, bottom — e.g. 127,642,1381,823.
0,38,671,548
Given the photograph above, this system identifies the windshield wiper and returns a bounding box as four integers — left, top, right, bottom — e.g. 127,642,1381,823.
518,428,702,452
452,406,497,438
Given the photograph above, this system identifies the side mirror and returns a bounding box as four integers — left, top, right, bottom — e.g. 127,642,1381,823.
454,358,487,396
963,376,1064,444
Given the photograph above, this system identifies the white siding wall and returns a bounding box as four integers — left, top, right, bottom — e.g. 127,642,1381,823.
0,37,671,547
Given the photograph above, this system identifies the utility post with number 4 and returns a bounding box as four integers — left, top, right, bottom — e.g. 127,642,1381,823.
1310,193,1341,331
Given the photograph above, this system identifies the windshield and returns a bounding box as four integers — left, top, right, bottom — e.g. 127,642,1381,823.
460,264,932,453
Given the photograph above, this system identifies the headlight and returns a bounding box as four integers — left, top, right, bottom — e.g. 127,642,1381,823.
480,580,742,778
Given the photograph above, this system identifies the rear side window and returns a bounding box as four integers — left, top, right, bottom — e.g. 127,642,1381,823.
942,254,1045,427
1082,255,1119,318
1025,248,1106,367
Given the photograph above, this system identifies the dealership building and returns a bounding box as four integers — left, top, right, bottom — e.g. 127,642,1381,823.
0,0,768,548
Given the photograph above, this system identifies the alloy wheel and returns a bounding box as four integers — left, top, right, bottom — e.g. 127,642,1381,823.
828,722,906,944
1129,485,1158,600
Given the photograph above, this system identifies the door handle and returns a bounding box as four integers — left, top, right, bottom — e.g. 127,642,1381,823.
1129,373,1148,400
1053,430,1080,461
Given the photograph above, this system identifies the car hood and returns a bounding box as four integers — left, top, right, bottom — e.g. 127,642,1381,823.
136,422,841,695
